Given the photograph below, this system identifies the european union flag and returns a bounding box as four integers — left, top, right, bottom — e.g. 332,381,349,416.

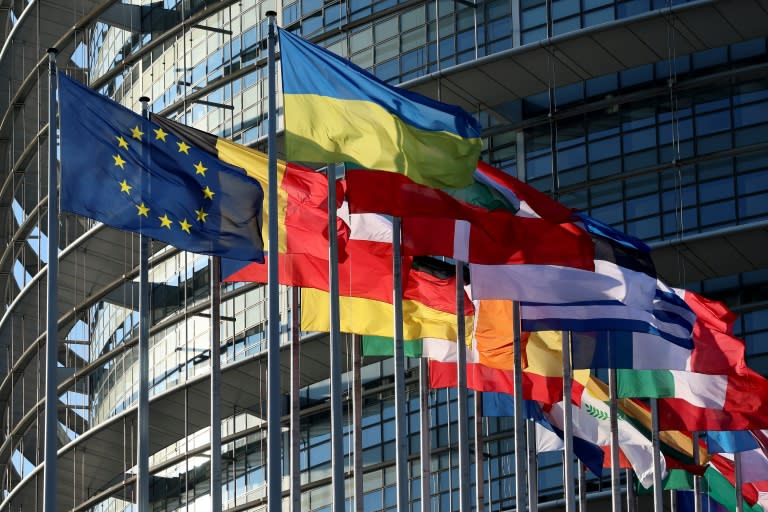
58,73,264,262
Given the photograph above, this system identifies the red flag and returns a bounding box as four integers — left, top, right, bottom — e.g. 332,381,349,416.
657,367,768,431
684,290,747,375
346,162,594,267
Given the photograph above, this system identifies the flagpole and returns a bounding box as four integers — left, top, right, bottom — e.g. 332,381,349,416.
562,331,576,512
692,432,701,512
392,216,409,512
291,286,302,512
328,163,345,511
209,256,222,511
137,96,151,512
735,450,744,512
456,260,470,512
474,390,484,512
419,358,431,512
626,469,636,512
43,46,59,512
265,12,282,512
528,419,539,512
512,301,528,511
353,334,364,512
650,398,663,512
578,463,587,512
609,366,621,512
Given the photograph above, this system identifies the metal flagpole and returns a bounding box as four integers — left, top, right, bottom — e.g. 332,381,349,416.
650,399,663,512
265,12,282,512
137,96,151,512
692,432,701,512
456,261,470,511
328,163,345,511
609,366,621,512
735,450,744,512
419,358,431,512
392,217,409,511
474,390,484,512
528,419,539,512
291,287,302,512
512,301,528,511
562,331,576,512
210,256,222,511
578,463,587,512
353,334,364,512
670,489,677,512
626,469,636,512
43,46,59,512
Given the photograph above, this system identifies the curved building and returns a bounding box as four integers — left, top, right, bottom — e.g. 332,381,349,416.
1,0,768,511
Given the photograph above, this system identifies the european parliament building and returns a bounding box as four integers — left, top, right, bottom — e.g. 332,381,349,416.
0,0,767,511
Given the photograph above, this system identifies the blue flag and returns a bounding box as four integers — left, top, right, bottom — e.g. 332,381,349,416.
58,73,264,262
706,430,759,453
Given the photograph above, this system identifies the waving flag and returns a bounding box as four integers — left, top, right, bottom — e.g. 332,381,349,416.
707,455,767,509
428,300,589,404
545,377,665,488
301,256,474,341
301,288,473,341
521,280,695,347
683,290,747,375
482,393,606,477
470,225,658,308
59,73,264,261
347,161,594,268
615,290,768,431
652,368,768,432
706,431,759,454
571,289,739,372
346,160,574,222
278,28,482,188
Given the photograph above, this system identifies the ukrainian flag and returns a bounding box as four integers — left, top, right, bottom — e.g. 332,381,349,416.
278,28,482,189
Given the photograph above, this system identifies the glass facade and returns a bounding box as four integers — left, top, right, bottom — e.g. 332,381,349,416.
0,0,766,511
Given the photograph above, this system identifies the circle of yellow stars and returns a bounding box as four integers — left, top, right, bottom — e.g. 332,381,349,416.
112,124,217,236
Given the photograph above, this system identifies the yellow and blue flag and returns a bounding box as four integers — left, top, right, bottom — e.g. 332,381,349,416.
277,28,482,189
58,73,264,262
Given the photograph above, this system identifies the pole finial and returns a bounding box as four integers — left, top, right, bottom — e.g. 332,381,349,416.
266,10,277,17
47,47,58,54
139,96,150,103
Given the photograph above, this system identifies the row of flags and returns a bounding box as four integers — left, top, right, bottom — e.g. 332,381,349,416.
54,24,768,512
